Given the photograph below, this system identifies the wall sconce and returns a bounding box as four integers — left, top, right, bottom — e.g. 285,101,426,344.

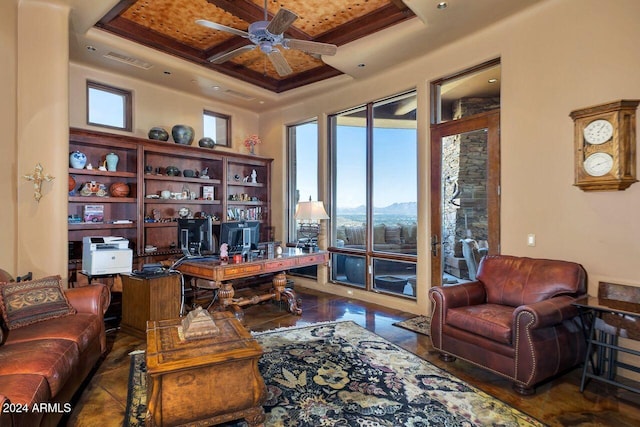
294,197,329,252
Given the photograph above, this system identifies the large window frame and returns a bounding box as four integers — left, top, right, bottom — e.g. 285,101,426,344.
287,119,319,241
287,119,320,278
328,90,418,298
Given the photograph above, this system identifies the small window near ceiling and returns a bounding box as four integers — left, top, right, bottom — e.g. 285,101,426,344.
203,110,231,147
86,81,132,131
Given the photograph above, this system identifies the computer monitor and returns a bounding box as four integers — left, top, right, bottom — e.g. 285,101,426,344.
178,218,215,257
220,221,259,254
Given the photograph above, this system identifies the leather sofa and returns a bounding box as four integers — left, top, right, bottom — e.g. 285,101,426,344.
429,255,587,394
0,277,110,427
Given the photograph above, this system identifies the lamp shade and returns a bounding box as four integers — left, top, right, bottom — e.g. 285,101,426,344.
294,200,329,221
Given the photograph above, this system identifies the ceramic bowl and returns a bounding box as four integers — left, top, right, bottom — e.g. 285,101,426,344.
165,166,180,176
183,169,195,178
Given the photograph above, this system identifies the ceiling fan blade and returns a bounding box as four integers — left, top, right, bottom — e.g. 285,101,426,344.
284,39,337,56
267,49,293,76
207,45,255,64
196,19,249,38
266,8,298,35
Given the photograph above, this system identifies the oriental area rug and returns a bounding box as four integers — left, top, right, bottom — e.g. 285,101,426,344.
393,315,431,336
125,321,543,427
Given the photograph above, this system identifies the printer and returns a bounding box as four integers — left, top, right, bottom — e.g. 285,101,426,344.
82,236,133,276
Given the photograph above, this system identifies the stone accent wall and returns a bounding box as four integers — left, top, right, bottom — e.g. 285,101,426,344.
442,97,499,277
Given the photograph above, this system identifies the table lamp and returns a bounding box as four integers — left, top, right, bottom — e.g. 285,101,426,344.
294,197,329,252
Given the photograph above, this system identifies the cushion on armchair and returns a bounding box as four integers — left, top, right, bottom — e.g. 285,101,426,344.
0,275,76,330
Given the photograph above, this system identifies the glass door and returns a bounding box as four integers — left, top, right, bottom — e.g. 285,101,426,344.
430,111,500,286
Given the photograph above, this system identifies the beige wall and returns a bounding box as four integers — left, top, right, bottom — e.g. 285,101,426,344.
261,0,640,314
14,1,69,279
0,0,18,275
69,63,260,147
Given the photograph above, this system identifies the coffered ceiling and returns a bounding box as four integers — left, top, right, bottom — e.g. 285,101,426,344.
96,0,414,93
66,0,545,111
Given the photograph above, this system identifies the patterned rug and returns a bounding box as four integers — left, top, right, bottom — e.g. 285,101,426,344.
125,321,543,426
393,315,431,336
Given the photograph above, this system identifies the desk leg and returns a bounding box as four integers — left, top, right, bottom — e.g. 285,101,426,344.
273,272,302,315
216,282,246,323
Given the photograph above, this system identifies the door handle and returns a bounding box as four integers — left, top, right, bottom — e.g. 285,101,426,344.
431,235,440,256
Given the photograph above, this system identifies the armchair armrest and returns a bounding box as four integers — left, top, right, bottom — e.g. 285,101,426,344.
429,281,486,309
65,283,111,316
429,281,486,350
514,295,581,329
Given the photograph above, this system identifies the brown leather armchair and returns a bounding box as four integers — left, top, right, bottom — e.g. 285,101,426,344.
429,255,587,394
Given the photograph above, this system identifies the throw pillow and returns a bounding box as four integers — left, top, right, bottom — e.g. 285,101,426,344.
385,225,402,245
0,275,76,330
373,224,386,244
401,223,417,244
345,226,366,246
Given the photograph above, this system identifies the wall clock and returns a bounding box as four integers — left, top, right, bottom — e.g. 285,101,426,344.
570,99,639,191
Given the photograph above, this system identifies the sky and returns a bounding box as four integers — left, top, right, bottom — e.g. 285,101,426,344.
296,123,417,209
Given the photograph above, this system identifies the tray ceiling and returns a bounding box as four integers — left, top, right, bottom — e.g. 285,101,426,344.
97,0,414,93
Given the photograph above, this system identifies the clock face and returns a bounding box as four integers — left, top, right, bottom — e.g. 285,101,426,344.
583,119,613,145
583,152,614,176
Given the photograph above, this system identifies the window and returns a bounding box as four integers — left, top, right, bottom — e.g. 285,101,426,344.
203,110,231,147
86,81,132,131
287,120,319,242
329,91,418,298
288,120,320,278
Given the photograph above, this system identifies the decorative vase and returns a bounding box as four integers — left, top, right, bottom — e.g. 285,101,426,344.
172,125,195,145
69,151,87,169
249,143,255,155
148,127,169,141
198,137,216,148
68,176,76,192
105,152,119,171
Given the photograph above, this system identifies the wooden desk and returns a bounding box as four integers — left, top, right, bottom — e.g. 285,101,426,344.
573,289,640,394
146,312,266,426
178,249,328,319
120,273,181,339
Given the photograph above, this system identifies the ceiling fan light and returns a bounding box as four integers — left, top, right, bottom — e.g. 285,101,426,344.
259,42,273,54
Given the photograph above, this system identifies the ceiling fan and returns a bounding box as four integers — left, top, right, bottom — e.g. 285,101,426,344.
196,2,337,76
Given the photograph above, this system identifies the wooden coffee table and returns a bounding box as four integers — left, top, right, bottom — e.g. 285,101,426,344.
145,311,267,426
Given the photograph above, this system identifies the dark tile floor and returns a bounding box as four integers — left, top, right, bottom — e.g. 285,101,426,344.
65,287,640,426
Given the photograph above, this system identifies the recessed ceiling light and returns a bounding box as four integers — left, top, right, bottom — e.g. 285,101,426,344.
357,63,366,68
86,45,96,52
488,78,498,84
211,85,220,90
437,2,448,10
163,70,172,75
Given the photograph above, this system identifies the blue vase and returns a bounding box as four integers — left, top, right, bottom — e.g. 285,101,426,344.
69,151,87,169
106,152,119,172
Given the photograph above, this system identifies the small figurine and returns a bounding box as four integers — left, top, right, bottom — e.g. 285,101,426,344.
200,167,209,179
251,169,257,183
219,243,229,261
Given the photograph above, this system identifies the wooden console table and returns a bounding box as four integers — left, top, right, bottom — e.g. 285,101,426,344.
573,282,640,394
146,311,266,426
177,249,328,319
